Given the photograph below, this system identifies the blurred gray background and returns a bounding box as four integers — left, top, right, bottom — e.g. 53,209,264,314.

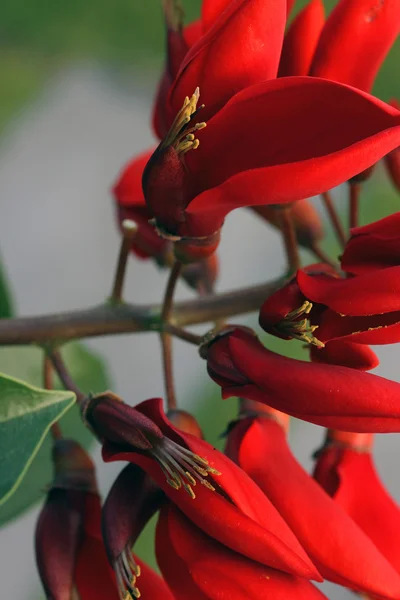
0,1,399,598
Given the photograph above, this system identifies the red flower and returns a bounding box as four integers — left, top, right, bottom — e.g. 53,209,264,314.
35,440,119,600
310,0,400,92
278,0,325,77
94,395,320,580
259,269,379,370
225,415,400,598
205,326,400,432
297,266,400,345
156,502,327,600
314,433,400,579
143,78,400,242
341,212,400,275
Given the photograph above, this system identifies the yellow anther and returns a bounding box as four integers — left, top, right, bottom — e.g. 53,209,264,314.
161,88,206,157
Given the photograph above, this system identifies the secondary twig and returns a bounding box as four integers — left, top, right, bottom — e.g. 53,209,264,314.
110,219,138,303
44,355,63,440
48,349,86,405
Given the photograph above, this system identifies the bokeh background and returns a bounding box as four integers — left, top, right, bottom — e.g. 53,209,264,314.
0,1,398,598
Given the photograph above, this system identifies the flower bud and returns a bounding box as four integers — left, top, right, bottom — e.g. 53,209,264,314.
252,200,324,249
82,391,163,450
181,253,219,291
102,464,164,599
167,409,204,438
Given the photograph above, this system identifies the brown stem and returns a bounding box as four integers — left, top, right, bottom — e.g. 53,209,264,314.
160,260,183,411
321,191,347,247
44,356,63,440
277,205,300,272
164,323,202,345
48,350,86,405
0,277,283,346
349,183,360,230
110,220,138,303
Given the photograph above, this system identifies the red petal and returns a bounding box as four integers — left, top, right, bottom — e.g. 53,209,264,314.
278,0,325,77
314,448,400,577
133,553,174,599
156,506,209,600
75,494,119,600
169,0,286,118
226,418,400,598
113,148,155,207
201,0,234,32
298,266,400,315
310,0,400,92
219,332,400,432
316,309,400,345
160,503,328,600
181,78,400,237
341,212,400,275
310,339,379,371
103,399,321,580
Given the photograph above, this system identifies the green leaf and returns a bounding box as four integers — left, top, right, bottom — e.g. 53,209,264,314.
0,373,75,507
0,342,112,525
0,258,14,319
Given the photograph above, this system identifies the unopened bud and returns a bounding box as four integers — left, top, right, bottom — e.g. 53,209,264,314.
252,200,324,249
52,439,97,493
167,409,204,438
82,391,163,450
203,326,257,386
181,253,219,291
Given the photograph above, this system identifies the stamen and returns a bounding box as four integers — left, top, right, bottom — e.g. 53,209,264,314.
274,301,325,348
150,437,221,499
161,88,206,156
115,548,141,600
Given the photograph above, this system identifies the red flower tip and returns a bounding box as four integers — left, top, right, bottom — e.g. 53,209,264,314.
310,339,379,371
384,99,400,191
252,200,324,249
314,442,400,578
206,326,400,432
166,409,204,439
102,463,164,600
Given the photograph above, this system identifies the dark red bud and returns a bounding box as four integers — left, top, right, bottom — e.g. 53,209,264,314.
82,392,163,450
259,279,306,337
252,199,324,248
174,229,221,263
142,146,187,236
167,409,204,439
52,439,97,493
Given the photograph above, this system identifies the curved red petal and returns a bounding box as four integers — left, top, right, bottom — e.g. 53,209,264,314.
310,0,400,92
298,267,400,315
310,339,379,371
278,0,325,77
217,332,400,432
314,448,400,576
113,148,155,207
163,503,328,600
180,78,400,237
226,418,400,598
201,0,234,32
169,0,286,118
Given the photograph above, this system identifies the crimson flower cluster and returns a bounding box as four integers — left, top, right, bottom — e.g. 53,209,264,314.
35,0,400,599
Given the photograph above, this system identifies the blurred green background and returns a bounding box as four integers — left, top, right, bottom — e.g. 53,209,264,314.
0,0,398,594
